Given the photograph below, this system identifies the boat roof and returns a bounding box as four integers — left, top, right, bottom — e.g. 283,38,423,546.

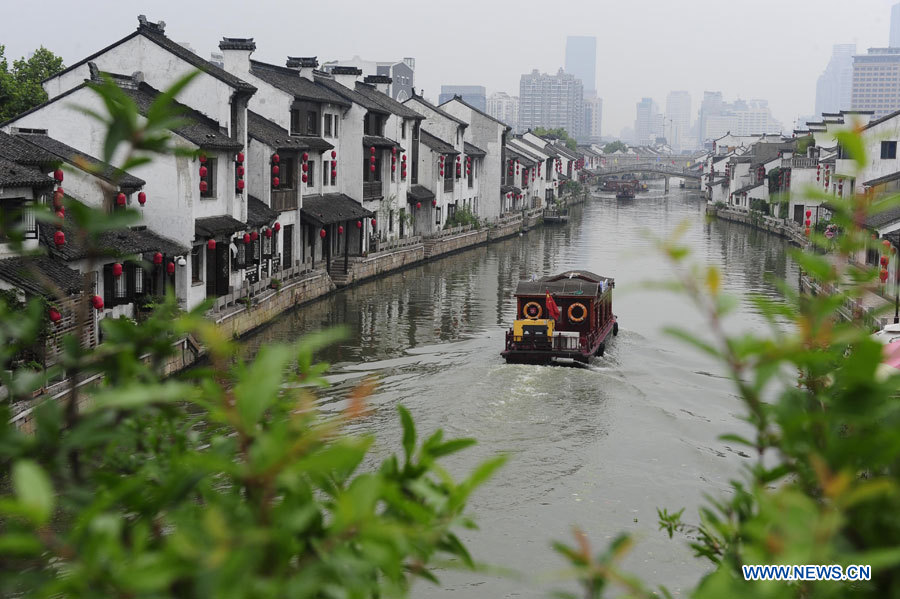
515,271,614,297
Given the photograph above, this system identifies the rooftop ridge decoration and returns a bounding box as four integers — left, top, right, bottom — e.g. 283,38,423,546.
219,37,256,51
331,66,363,76
286,57,319,69
364,75,393,85
137,15,166,34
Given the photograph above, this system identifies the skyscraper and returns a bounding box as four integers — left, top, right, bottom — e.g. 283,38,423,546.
518,69,585,139
487,92,519,130
665,91,692,152
438,85,487,111
634,97,662,146
891,3,900,47
815,44,855,116
698,91,724,145
565,36,597,95
584,94,603,141
851,48,900,118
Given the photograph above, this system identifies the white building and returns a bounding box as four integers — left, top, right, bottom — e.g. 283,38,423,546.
665,91,691,152
487,92,519,132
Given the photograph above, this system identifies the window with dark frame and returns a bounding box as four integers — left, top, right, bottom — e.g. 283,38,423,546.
364,157,382,182
401,121,407,139
323,160,330,186
333,117,339,138
435,206,441,225
389,209,394,232
0,200,36,241
307,162,315,187
191,246,203,283
201,158,216,198
307,111,319,135
324,114,332,137
290,109,300,135
882,141,897,159
280,157,295,190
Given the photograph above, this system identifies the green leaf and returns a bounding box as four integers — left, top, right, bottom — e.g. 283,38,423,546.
0,533,43,555
398,404,416,463
85,381,192,412
12,460,54,524
233,344,294,428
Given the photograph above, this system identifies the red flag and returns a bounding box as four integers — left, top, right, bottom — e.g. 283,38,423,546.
545,292,561,320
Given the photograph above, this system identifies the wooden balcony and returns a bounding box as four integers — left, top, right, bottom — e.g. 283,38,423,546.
363,181,383,200
271,189,298,212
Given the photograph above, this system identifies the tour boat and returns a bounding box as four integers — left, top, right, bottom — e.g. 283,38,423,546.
616,184,635,200
501,271,617,365
600,180,619,192
543,205,569,224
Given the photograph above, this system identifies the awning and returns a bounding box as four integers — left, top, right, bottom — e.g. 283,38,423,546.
501,185,521,195
407,184,435,203
0,256,83,298
363,135,402,150
865,171,900,187
247,195,278,227
195,215,247,238
464,141,486,157
301,193,374,226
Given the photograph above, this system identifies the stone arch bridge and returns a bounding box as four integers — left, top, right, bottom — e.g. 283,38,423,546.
589,161,703,191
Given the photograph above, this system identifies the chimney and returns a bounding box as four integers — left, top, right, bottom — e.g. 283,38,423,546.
219,38,256,78
364,74,392,95
286,56,318,80
330,66,362,89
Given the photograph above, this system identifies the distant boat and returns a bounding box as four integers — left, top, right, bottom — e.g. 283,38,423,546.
616,184,635,200
544,205,569,224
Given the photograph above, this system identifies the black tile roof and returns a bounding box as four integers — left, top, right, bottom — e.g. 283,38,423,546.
0,157,53,188
464,141,486,157
40,197,189,260
354,83,423,119
865,203,900,229
250,60,350,107
0,131,56,166
406,184,435,203
16,133,145,190
195,214,247,238
505,147,536,167
501,185,521,195
301,193,373,226
438,96,510,129
508,143,543,164
119,82,242,151
247,110,334,151
514,137,552,158
515,278,600,297
314,75,389,114
551,143,579,160
363,135,401,150
45,22,256,94
405,94,468,127
733,182,763,195
246,195,278,227
0,256,84,298
420,130,458,155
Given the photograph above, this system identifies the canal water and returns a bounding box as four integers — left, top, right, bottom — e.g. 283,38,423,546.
241,184,799,597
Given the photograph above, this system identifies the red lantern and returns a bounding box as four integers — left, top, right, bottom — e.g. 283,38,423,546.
54,230,65,247
274,222,281,232
416,202,421,209
391,165,396,172
806,210,812,218
265,228,273,238
371,218,376,227
117,192,127,206
432,199,437,207
272,153,280,164
320,228,326,238
55,210,65,221
237,179,245,190
357,220,362,229
272,165,279,175
402,154,407,162
301,163,308,172
273,177,280,187
199,166,208,178
370,165,376,173
112,262,123,277
331,170,337,179
237,152,245,163
92,295,104,310
805,228,811,236
302,152,309,162
331,150,337,159
48,307,61,323
881,256,889,267
167,262,175,274
884,240,892,249
392,147,397,155
370,147,376,155
440,169,444,176
138,191,147,205
881,269,890,282
199,154,207,163
302,174,308,183
54,188,64,203
153,252,163,265
207,239,216,250
251,231,258,241
370,155,376,164
54,168,64,182
338,225,344,234
243,233,251,244
805,219,811,227
200,181,208,193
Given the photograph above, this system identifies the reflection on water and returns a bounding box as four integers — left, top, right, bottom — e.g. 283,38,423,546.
241,185,798,597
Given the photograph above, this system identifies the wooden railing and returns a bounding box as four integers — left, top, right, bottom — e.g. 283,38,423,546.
271,189,298,212
363,181,382,199
369,235,422,253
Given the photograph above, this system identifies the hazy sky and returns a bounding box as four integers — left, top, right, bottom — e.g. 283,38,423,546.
3,0,896,137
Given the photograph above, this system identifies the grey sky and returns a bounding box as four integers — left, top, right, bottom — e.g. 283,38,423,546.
2,0,895,136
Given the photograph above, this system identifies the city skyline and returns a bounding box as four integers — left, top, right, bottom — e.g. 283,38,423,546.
2,0,897,139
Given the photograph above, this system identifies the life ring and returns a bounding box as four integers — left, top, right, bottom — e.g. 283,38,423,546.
568,302,587,323
523,301,542,319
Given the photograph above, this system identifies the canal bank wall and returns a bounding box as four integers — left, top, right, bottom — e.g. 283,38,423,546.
11,204,558,430
706,204,810,248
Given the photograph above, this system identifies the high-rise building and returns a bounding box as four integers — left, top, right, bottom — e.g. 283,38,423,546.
438,85,486,111
487,92,519,131
665,91,692,152
699,96,783,139
698,91,725,146
815,44,855,116
565,36,597,95
851,48,900,118
584,94,603,141
891,3,900,47
518,69,585,139
634,97,662,146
